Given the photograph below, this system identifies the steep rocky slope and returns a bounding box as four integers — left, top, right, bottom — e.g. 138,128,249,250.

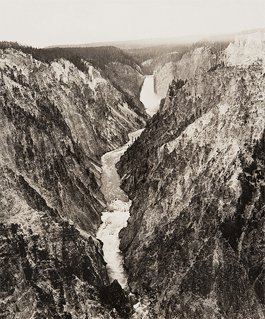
154,46,223,97
0,43,147,122
104,62,145,118
0,48,146,318
153,31,265,99
105,62,144,98
118,32,265,318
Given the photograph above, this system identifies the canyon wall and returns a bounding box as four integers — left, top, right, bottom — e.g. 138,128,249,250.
105,62,144,98
154,46,223,98
118,32,265,318
0,48,146,318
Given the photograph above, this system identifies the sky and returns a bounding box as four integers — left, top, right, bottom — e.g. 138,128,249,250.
0,0,264,47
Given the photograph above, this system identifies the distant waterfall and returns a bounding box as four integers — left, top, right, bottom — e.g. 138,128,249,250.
140,75,161,116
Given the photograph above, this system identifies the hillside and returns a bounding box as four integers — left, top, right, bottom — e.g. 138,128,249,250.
117,31,265,318
0,42,146,103
0,47,147,318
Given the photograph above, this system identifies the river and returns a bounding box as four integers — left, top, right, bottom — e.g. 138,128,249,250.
96,75,161,291
96,129,144,289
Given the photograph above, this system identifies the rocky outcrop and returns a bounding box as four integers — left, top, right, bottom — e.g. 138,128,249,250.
117,33,265,318
0,48,146,318
225,31,265,69
153,61,175,98
154,46,222,97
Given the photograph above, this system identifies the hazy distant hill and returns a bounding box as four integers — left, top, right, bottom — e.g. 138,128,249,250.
44,28,264,75
46,28,265,50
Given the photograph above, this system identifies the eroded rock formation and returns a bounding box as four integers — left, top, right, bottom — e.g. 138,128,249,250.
154,46,223,98
0,48,146,318
118,32,265,318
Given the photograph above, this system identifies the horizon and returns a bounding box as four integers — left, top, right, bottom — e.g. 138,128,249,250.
1,27,264,50
45,27,265,49
0,0,264,48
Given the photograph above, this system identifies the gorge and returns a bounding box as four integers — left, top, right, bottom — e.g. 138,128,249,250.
96,73,160,316
0,29,265,319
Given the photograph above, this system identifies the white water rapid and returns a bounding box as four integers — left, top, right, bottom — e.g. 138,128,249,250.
96,129,143,289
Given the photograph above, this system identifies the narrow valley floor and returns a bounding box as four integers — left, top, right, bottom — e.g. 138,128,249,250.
96,129,144,289
96,75,160,317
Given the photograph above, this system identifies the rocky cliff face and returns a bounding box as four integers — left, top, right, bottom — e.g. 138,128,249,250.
118,32,265,318
0,48,146,318
154,46,223,98
225,31,265,69
104,62,145,120
105,62,144,98
153,61,175,98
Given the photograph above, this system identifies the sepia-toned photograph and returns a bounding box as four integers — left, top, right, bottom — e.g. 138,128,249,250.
0,0,265,318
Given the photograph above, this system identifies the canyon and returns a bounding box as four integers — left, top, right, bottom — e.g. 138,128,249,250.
0,29,265,319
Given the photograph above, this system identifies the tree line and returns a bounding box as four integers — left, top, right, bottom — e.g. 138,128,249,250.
0,41,139,73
